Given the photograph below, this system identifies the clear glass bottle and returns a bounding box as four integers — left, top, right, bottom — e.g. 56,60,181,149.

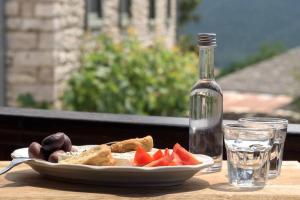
189,33,223,172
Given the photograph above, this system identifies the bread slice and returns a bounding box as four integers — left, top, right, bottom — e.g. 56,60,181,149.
59,145,115,166
110,135,153,153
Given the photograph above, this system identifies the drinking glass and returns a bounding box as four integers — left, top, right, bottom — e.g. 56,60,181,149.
224,123,274,188
239,117,288,178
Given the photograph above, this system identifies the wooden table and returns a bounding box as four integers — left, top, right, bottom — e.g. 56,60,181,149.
0,161,299,200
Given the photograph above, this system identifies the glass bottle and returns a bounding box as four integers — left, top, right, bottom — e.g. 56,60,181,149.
189,33,223,172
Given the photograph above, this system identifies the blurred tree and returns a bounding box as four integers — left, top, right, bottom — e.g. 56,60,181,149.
17,93,51,109
178,35,197,52
178,0,202,26
62,35,198,116
292,70,300,112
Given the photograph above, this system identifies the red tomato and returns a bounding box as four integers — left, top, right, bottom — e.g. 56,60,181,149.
173,143,200,165
164,148,170,157
168,161,177,166
153,149,163,160
145,155,172,167
134,145,153,166
171,152,183,165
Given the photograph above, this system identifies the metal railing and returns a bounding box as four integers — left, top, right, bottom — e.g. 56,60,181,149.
0,107,299,161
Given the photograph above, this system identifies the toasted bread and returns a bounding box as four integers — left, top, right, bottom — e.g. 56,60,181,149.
59,145,115,166
110,135,153,153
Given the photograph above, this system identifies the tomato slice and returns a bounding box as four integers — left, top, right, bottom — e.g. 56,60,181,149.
153,149,163,160
134,145,153,166
168,161,177,166
164,148,170,157
145,155,172,167
171,152,183,165
173,143,200,165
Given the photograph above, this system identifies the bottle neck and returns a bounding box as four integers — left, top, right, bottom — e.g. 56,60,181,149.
198,46,215,80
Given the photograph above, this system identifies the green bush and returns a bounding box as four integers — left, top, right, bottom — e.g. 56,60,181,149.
17,93,52,109
62,35,198,116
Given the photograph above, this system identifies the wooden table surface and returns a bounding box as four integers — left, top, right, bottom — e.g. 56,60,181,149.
0,161,299,200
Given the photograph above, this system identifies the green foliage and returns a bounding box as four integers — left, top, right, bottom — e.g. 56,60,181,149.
217,43,285,79
285,97,300,112
292,70,300,111
294,69,300,81
178,0,202,26
17,93,52,109
62,35,198,116
178,35,197,52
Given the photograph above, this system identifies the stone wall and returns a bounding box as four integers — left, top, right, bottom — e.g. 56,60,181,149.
4,0,177,108
5,0,84,107
100,0,176,47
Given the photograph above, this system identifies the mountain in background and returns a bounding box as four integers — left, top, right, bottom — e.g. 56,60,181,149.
178,0,300,68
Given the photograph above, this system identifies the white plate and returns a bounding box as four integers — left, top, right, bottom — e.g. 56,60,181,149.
11,145,214,186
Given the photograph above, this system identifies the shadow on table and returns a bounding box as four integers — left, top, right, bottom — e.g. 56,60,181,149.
2,170,210,197
209,183,263,192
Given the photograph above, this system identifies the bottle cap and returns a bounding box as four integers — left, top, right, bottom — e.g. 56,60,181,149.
197,33,216,46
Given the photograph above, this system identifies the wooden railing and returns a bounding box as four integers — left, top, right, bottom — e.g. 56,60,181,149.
0,107,299,161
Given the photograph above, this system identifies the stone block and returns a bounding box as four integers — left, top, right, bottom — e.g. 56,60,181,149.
7,32,38,50
20,1,34,17
13,51,55,67
65,15,81,26
35,2,62,18
54,51,79,65
39,18,67,31
6,18,22,30
39,33,55,49
58,34,81,50
39,32,81,50
38,66,54,84
5,1,19,16
6,72,37,84
21,18,43,31
16,18,68,32
6,65,38,74
55,63,78,82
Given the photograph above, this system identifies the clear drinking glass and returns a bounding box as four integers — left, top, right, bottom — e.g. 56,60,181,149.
239,117,288,178
224,123,274,188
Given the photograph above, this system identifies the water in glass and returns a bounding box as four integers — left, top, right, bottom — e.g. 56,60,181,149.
189,33,223,173
190,81,223,172
224,124,273,187
226,139,271,187
269,127,287,177
238,118,288,178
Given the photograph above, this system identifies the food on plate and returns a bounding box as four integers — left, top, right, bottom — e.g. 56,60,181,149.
61,134,72,152
171,151,183,165
173,143,200,165
133,144,201,167
28,142,45,160
145,152,173,167
27,134,202,167
48,150,65,163
152,149,163,160
41,132,65,153
110,135,153,153
164,148,170,157
59,145,115,166
28,132,74,162
133,145,153,166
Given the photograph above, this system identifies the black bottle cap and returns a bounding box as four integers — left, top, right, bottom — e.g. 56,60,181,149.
197,33,216,46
